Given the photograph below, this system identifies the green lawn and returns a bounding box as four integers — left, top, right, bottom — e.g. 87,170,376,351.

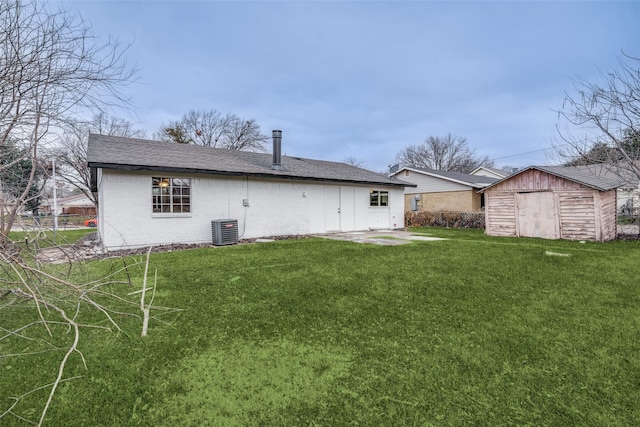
8,228,95,249
2,228,640,426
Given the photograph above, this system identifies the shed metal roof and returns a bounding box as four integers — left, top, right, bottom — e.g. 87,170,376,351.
87,134,414,188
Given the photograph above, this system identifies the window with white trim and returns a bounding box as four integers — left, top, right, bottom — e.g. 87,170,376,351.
152,177,191,213
369,190,389,207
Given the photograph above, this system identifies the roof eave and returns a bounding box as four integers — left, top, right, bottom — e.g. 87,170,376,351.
398,167,482,187
88,162,414,188
479,166,620,192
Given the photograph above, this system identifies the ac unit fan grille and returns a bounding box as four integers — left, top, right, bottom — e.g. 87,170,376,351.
211,219,238,246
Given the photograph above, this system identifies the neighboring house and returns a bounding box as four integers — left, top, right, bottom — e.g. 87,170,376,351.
87,132,413,250
391,167,498,212
41,194,96,216
481,165,620,242
470,166,510,180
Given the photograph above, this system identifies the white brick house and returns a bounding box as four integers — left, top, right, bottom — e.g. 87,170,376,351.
87,133,413,250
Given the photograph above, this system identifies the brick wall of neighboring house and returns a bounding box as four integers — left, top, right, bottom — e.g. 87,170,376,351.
63,206,96,216
405,190,481,212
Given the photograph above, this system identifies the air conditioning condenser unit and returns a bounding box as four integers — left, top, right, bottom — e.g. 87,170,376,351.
211,219,238,246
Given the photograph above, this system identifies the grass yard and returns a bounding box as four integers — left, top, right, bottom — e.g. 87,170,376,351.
2,228,640,426
7,228,95,249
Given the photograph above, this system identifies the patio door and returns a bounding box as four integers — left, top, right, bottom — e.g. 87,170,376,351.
325,186,341,232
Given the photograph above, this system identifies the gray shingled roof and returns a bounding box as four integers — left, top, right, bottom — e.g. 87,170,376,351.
407,167,499,187
535,165,628,190
559,164,639,188
483,166,511,177
482,165,624,192
87,134,413,187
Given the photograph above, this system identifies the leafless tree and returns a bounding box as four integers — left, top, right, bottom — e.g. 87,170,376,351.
0,1,153,425
554,53,640,183
396,133,494,173
344,156,367,169
52,113,146,207
154,109,268,152
0,0,136,241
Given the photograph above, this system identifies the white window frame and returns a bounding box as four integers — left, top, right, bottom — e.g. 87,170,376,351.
152,177,191,214
369,190,389,207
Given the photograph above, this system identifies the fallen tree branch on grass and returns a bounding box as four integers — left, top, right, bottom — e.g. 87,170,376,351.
0,240,182,426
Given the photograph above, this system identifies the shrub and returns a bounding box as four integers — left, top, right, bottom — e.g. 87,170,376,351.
405,210,485,229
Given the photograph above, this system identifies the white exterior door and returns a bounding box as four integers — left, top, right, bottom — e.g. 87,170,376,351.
325,186,341,232
516,192,559,239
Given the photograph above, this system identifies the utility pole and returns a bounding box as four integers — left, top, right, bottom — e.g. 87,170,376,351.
52,158,58,243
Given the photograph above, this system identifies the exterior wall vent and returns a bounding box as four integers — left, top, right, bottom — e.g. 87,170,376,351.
211,219,238,246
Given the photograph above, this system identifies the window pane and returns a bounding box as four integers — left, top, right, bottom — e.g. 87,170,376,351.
370,191,379,206
380,192,389,206
152,176,191,214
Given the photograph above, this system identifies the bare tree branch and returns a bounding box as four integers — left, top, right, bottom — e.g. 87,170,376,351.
554,53,640,183
0,0,138,240
50,113,145,207
155,109,268,152
396,133,493,173
344,156,367,169
0,244,182,425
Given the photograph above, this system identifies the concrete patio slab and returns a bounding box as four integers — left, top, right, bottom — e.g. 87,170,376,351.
315,229,446,245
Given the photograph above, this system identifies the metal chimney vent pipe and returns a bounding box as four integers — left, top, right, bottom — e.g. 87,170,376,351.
272,130,282,171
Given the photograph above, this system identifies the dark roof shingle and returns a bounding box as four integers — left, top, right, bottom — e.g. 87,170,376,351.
87,134,413,187
402,167,499,187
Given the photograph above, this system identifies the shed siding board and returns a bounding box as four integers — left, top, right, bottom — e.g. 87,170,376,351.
558,191,596,240
485,191,516,236
600,190,618,241
485,169,617,241
490,169,589,192
98,169,405,250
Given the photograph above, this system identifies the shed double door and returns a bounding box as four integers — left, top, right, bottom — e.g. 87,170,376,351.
515,192,559,239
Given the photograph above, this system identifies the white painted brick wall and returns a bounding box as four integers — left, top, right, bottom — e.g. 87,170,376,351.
98,170,405,250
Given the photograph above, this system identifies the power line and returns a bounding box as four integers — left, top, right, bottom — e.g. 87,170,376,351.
490,146,557,161
489,137,607,163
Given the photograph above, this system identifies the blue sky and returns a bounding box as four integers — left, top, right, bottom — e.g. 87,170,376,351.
64,1,639,172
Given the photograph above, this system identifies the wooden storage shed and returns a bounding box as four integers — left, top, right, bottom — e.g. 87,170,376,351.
481,166,620,242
